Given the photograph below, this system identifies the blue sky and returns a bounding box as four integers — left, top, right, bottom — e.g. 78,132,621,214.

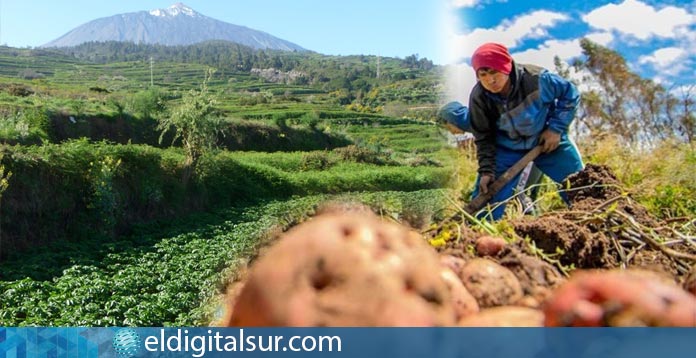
443,0,696,102
0,0,441,60
0,0,694,101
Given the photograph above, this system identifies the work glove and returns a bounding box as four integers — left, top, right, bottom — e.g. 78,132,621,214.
479,174,494,195
539,129,561,153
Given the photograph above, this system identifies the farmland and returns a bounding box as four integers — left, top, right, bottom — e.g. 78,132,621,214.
0,43,458,326
1,40,695,327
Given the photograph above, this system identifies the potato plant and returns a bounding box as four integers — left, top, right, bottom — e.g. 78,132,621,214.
0,191,448,326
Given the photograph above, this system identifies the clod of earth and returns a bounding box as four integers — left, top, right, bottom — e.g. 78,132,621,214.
512,215,612,269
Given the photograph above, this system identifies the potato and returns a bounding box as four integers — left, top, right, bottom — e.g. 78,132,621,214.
475,235,507,257
458,306,544,327
215,266,249,326
515,290,551,309
544,269,696,326
459,258,523,308
684,265,696,296
439,254,467,277
440,268,479,320
226,210,456,326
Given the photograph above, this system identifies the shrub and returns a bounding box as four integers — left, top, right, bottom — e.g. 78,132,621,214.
333,145,397,166
158,69,224,176
5,84,34,97
17,69,45,80
21,108,51,138
87,156,121,235
405,155,442,167
0,110,49,144
127,88,166,119
300,151,335,171
582,135,696,218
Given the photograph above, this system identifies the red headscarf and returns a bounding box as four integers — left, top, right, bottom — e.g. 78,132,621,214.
471,43,513,75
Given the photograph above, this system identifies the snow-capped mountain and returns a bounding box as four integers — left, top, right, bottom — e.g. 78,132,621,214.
42,3,306,51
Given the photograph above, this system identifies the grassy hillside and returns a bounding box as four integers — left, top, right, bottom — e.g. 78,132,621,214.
0,43,459,325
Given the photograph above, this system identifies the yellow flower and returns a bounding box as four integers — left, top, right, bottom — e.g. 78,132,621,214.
435,231,452,241
428,238,447,248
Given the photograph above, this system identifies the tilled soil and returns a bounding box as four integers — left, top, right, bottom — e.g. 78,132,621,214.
418,163,696,326
432,163,694,284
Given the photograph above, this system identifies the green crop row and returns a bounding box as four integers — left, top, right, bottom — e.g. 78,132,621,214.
0,190,452,326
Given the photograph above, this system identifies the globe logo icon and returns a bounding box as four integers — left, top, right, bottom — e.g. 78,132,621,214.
112,328,141,358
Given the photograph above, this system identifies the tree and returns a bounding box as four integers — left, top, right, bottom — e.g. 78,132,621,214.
157,69,224,182
570,38,688,146
670,85,696,143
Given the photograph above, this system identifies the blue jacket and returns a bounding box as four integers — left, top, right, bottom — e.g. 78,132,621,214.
468,62,579,175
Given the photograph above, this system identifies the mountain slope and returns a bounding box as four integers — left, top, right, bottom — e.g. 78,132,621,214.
41,3,306,51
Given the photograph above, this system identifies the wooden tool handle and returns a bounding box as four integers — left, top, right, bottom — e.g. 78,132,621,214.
465,145,544,215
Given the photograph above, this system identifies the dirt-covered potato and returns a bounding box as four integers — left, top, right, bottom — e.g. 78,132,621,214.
459,258,523,308
458,306,544,327
475,235,507,257
439,254,467,277
497,247,565,298
684,265,696,296
226,210,456,326
544,269,696,326
440,268,479,320
216,266,249,326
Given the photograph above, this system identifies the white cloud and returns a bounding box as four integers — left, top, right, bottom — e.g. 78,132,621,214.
639,47,690,79
450,0,508,9
448,10,569,63
500,10,568,41
583,32,614,46
450,0,479,8
512,39,584,72
639,47,686,67
583,0,696,40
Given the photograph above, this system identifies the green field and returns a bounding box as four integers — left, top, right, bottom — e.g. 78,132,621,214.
0,44,459,326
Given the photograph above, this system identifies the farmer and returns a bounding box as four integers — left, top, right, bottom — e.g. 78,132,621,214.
466,42,584,220
438,101,544,215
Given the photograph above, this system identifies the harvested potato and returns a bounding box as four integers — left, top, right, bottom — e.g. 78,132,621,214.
459,258,523,308
684,265,696,296
216,266,250,326
440,268,479,320
439,254,467,277
498,247,565,297
226,210,455,326
544,269,696,326
515,290,550,309
475,235,507,257
458,306,544,327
